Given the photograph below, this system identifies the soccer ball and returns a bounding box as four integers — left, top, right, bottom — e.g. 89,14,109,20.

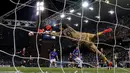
28,31,34,36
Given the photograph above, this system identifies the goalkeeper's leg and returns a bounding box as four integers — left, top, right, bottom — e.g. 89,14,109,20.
89,42,108,62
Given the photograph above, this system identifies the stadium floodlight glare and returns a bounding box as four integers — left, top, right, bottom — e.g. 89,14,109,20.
70,9,75,13
84,20,88,23
40,2,44,6
40,6,44,11
105,0,110,4
82,1,89,8
77,12,81,15
36,2,40,11
108,10,114,15
89,7,94,11
37,2,40,7
67,17,71,21
36,1,44,15
60,13,65,18
95,16,100,19
40,2,44,11
36,11,39,15
37,7,39,11
75,24,79,27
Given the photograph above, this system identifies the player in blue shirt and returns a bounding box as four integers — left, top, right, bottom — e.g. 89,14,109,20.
49,49,59,67
72,46,83,68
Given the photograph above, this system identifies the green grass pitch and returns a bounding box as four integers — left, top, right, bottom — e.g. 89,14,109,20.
0,67,129,73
